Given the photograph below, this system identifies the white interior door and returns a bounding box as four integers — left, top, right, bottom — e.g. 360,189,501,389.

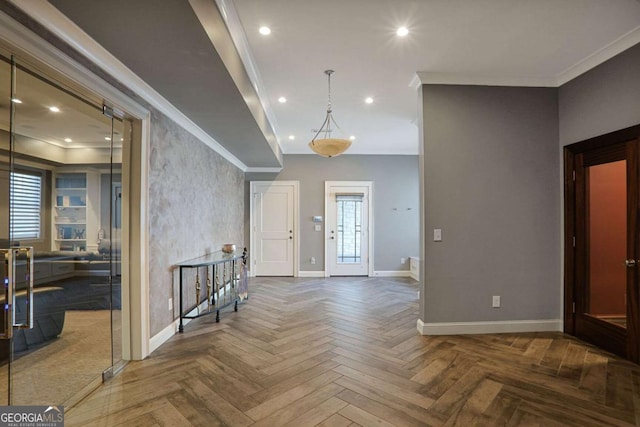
326,182,372,276
252,182,297,276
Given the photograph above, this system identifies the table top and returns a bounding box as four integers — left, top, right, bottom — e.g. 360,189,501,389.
175,249,245,267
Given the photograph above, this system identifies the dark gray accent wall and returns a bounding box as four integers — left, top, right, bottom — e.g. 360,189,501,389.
560,43,640,146
420,85,560,323
246,154,419,272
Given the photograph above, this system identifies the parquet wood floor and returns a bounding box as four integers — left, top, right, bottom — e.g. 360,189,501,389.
67,277,640,426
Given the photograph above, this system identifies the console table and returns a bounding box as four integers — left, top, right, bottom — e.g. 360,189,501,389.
176,248,247,333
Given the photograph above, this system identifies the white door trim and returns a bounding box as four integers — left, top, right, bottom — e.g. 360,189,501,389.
324,181,374,277
250,181,299,277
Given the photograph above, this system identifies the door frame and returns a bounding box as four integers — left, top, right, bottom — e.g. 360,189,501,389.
249,181,299,277
564,124,640,362
324,181,374,277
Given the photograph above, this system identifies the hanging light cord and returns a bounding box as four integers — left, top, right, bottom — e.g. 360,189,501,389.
312,70,346,142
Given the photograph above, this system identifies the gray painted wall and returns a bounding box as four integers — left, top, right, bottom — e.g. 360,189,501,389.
560,43,640,146
420,85,560,323
148,109,245,336
246,154,419,273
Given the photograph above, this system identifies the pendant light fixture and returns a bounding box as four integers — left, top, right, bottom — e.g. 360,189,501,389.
308,70,352,157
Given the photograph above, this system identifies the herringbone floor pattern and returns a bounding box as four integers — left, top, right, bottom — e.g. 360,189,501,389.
67,277,640,426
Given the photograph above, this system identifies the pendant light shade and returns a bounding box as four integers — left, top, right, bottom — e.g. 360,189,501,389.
308,70,352,157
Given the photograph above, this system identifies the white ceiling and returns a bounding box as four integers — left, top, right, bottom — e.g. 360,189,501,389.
232,0,640,155
18,0,640,166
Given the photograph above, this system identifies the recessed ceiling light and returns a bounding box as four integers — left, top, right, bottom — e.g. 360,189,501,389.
278,96,287,103
397,26,409,37
259,26,271,35
105,137,111,141
11,98,22,104
288,135,295,140
349,135,356,140
49,106,60,113
64,138,72,143
365,97,374,104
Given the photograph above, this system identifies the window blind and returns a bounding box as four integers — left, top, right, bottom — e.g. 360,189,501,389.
10,171,42,240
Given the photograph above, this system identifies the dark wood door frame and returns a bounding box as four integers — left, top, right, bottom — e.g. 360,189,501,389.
564,124,640,362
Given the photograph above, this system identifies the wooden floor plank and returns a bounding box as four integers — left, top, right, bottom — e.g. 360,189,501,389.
251,383,345,427
65,277,640,427
338,404,396,427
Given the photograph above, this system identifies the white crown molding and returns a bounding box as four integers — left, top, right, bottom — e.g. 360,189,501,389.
417,319,562,335
413,25,640,89
191,0,282,165
0,9,147,120
213,0,282,147
409,74,422,91
414,72,557,88
556,24,640,86
245,167,283,173
7,0,249,172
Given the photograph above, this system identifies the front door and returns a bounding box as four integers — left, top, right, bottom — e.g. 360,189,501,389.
0,51,124,405
251,181,297,276
326,182,372,276
568,136,640,362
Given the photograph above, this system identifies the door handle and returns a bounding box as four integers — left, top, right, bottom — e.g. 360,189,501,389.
0,246,33,339
625,259,637,268
1,249,14,339
12,247,34,331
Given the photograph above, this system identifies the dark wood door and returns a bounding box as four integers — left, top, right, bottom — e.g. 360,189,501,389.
568,137,640,362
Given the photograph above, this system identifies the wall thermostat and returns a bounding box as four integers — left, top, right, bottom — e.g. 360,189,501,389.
313,216,323,222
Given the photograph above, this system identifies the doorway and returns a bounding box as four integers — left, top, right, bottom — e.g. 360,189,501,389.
250,181,299,276
0,48,128,405
325,181,373,276
565,126,640,362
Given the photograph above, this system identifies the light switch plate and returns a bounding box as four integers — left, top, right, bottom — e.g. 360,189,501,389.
434,229,442,241
314,224,322,231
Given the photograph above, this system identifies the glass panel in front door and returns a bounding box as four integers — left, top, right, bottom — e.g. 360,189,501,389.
586,160,627,329
336,195,363,264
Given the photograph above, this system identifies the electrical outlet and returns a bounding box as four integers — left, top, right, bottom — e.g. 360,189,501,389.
400,258,406,265
492,295,500,308
310,257,316,265
168,297,173,311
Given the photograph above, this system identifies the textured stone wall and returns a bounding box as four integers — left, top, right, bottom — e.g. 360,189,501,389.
148,109,244,336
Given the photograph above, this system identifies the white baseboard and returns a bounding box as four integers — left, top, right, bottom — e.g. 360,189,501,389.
298,271,326,278
149,300,211,355
149,319,179,355
373,270,411,277
417,318,563,335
